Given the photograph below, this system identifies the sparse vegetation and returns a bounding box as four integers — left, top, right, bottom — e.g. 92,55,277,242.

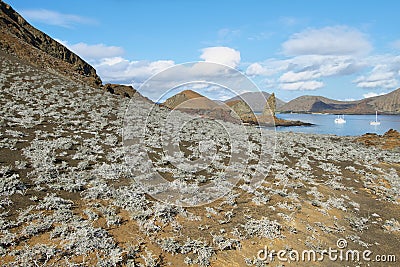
0,49,399,267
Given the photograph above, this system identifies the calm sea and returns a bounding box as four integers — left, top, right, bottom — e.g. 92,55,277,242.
268,113,400,136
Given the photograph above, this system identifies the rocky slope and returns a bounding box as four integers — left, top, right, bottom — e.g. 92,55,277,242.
279,88,400,114
225,91,286,112
0,0,102,87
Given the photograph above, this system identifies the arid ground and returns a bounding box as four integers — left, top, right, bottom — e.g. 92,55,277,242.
1,50,399,267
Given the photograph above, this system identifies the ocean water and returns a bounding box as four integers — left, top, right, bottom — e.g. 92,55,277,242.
268,113,400,136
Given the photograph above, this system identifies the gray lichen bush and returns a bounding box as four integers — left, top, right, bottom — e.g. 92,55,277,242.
346,215,369,232
97,204,122,227
0,171,26,196
140,249,162,267
244,256,269,267
242,217,282,239
382,218,400,232
96,248,124,267
326,196,347,211
212,234,241,251
158,237,181,255
180,238,214,267
10,244,57,267
153,202,181,224
36,193,74,210
58,220,117,256
346,234,372,248
82,179,116,199
0,229,17,247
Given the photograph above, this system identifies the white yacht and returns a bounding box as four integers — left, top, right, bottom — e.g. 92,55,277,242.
334,114,346,124
370,111,381,125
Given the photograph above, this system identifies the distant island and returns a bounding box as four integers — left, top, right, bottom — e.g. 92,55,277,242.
162,90,312,127
222,89,400,115
277,90,400,114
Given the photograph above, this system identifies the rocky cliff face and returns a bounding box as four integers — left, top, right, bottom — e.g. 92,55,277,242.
0,0,102,87
264,93,276,116
225,91,286,112
226,100,257,124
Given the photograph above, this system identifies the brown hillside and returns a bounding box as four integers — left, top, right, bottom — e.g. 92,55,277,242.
369,88,400,113
163,90,223,110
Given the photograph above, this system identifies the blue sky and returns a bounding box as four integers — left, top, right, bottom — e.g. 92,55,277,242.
6,0,400,102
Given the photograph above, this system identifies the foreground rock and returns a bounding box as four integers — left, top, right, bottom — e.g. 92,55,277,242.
355,129,400,150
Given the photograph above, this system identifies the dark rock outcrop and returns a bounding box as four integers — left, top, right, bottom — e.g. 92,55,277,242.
103,83,136,98
0,0,102,87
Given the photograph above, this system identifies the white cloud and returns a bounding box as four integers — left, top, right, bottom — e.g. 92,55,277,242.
246,62,280,76
282,26,372,56
21,9,96,28
247,55,363,78
55,39,125,64
56,40,125,61
280,80,324,91
354,64,399,89
68,43,124,60
94,57,175,84
279,70,320,83
200,47,241,68
363,92,387,98
247,54,365,91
